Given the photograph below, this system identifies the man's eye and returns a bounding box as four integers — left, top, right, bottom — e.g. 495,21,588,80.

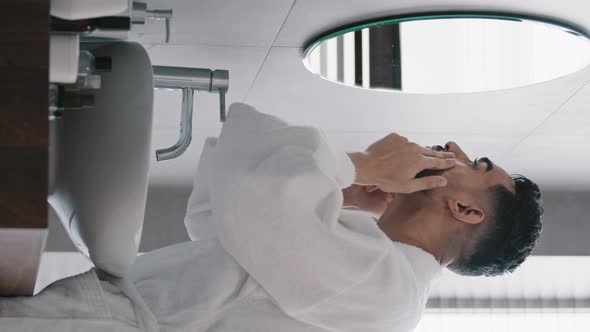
472,158,479,168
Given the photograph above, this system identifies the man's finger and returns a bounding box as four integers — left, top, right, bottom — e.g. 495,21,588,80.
365,185,380,193
419,146,455,159
419,156,456,170
406,176,448,193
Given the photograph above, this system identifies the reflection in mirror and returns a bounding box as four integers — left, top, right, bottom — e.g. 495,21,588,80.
304,15,590,93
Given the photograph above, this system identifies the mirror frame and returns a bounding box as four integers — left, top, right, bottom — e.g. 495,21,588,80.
303,11,590,61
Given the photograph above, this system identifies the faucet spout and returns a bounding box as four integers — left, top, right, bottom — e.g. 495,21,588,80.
155,87,193,161
152,65,229,161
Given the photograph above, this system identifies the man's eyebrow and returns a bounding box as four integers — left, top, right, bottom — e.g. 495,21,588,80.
479,157,494,172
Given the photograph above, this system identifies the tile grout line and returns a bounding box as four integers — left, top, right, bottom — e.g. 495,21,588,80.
242,0,298,102
508,79,590,155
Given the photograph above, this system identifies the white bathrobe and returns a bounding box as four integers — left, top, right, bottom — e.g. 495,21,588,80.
0,103,441,332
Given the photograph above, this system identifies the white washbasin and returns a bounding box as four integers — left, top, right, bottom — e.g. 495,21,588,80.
49,41,153,277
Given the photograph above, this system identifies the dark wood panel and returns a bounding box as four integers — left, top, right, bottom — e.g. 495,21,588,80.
0,229,47,296
0,1,50,41
0,148,48,228
0,109,48,147
0,0,49,224
0,0,49,296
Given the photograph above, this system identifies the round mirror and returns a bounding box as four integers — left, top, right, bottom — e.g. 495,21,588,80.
303,13,590,94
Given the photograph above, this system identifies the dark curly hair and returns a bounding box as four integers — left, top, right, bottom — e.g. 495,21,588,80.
449,175,544,276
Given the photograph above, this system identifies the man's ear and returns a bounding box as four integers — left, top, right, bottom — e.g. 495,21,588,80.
447,199,485,224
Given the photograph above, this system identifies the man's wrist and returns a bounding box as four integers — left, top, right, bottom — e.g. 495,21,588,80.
342,185,359,208
346,152,371,185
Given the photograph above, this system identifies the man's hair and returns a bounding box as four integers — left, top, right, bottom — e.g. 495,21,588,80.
449,175,543,276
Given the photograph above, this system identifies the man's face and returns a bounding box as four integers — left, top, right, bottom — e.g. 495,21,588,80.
374,141,515,217
425,141,515,194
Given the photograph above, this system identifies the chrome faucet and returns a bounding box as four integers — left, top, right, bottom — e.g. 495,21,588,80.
153,66,229,161
132,2,173,43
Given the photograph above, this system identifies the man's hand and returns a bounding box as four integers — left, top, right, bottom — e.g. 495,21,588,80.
347,133,455,193
343,184,395,217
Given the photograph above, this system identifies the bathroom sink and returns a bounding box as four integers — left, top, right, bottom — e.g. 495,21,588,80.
49,41,153,277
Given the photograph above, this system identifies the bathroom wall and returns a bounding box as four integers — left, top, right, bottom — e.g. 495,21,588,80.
46,186,590,255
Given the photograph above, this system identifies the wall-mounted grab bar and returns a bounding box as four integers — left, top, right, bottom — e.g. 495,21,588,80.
153,65,229,161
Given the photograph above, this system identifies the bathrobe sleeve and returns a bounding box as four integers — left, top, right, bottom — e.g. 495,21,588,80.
210,103,393,316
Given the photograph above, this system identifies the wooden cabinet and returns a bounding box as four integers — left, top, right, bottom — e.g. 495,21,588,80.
0,0,49,296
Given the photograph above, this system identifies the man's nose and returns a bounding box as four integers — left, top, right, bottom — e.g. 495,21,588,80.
444,142,457,152
433,142,456,152
445,141,469,159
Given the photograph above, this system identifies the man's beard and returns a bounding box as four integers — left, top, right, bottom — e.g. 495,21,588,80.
414,169,450,194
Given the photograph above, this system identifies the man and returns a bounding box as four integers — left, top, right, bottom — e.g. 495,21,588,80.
1,103,542,332
343,141,543,276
